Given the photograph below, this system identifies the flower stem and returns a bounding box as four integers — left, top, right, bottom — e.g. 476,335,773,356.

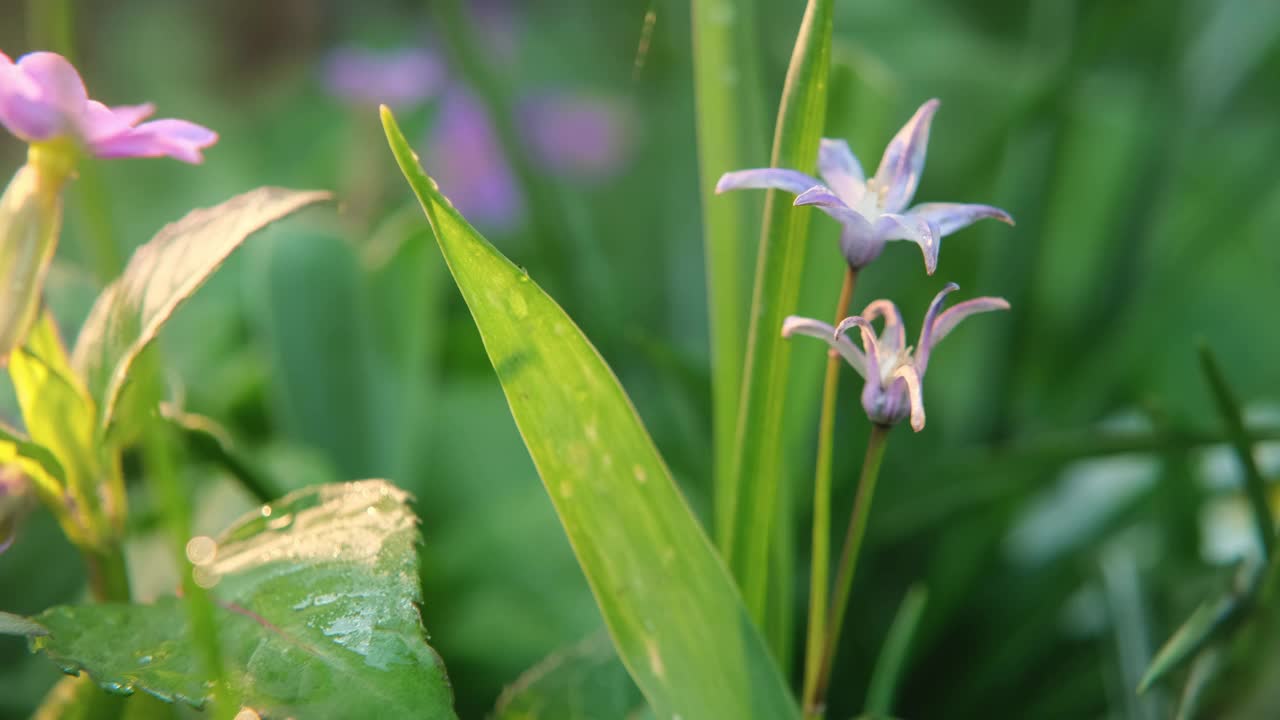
807,422,890,720
800,266,858,712
85,543,130,603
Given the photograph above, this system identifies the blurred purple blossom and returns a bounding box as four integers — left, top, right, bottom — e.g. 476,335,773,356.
323,47,446,109
323,36,633,232
782,283,1009,431
0,51,216,163
717,99,1012,274
426,88,525,231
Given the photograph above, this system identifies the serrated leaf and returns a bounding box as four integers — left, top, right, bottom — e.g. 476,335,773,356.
27,480,457,719
1139,593,1243,693
70,187,331,433
383,107,799,720
493,633,645,720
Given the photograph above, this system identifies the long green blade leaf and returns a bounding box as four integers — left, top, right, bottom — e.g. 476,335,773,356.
70,187,331,433
383,107,799,720
723,0,834,626
691,0,768,534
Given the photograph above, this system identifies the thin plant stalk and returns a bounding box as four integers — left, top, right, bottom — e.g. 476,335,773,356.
800,265,858,708
808,423,891,720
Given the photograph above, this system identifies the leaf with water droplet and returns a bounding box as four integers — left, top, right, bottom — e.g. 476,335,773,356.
25,480,457,718
383,106,796,720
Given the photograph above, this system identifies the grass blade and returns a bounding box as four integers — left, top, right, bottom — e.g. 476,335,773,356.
865,585,928,717
722,0,834,627
1197,343,1275,558
383,107,799,720
691,0,769,535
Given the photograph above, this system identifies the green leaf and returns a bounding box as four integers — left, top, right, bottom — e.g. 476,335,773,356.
690,0,769,535
865,585,928,717
0,610,48,636
70,187,331,433
0,419,66,499
1139,593,1243,693
26,480,457,719
383,107,799,720
493,633,646,720
9,311,102,540
1197,344,1276,558
723,0,834,627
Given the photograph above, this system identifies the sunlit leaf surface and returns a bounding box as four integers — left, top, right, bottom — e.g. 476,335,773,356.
17,480,457,719
383,106,798,720
70,187,331,431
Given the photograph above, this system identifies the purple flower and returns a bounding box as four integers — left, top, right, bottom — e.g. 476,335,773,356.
717,99,1013,273
323,47,446,108
782,283,1009,431
425,87,524,231
522,94,633,180
0,51,216,163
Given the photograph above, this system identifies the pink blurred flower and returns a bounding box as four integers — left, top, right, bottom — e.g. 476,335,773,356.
0,51,216,163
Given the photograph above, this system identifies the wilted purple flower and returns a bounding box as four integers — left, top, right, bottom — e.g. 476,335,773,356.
782,283,1008,431
0,51,216,163
323,47,446,108
717,99,1012,273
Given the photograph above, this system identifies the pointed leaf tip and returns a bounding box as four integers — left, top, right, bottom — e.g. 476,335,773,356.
0,610,48,637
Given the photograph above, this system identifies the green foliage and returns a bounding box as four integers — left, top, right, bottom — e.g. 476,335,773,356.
722,0,833,631
493,634,645,719
70,187,331,434
383,107,799,720
9,481,456,719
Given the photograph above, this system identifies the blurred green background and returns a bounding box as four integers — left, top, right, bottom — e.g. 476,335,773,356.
2,0,1279,717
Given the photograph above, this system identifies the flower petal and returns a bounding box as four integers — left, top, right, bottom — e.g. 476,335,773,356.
872,98,939,213
0,52,89,142
916,285,1009,373
79,101,155,144
782,315,867,377
834,315,882,386
794,186,882,268
909,202,1014,236
90,118,218,163
425,88,524,231
817,138,866,204
715,168,823,196
859,299,906,357
875,212,941,274
891,364,927,431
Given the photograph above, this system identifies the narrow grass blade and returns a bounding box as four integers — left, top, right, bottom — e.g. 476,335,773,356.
1197,343,1275,558
383,107,799,720
723,0,834,626
865,585,928,717
691,0,769,536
